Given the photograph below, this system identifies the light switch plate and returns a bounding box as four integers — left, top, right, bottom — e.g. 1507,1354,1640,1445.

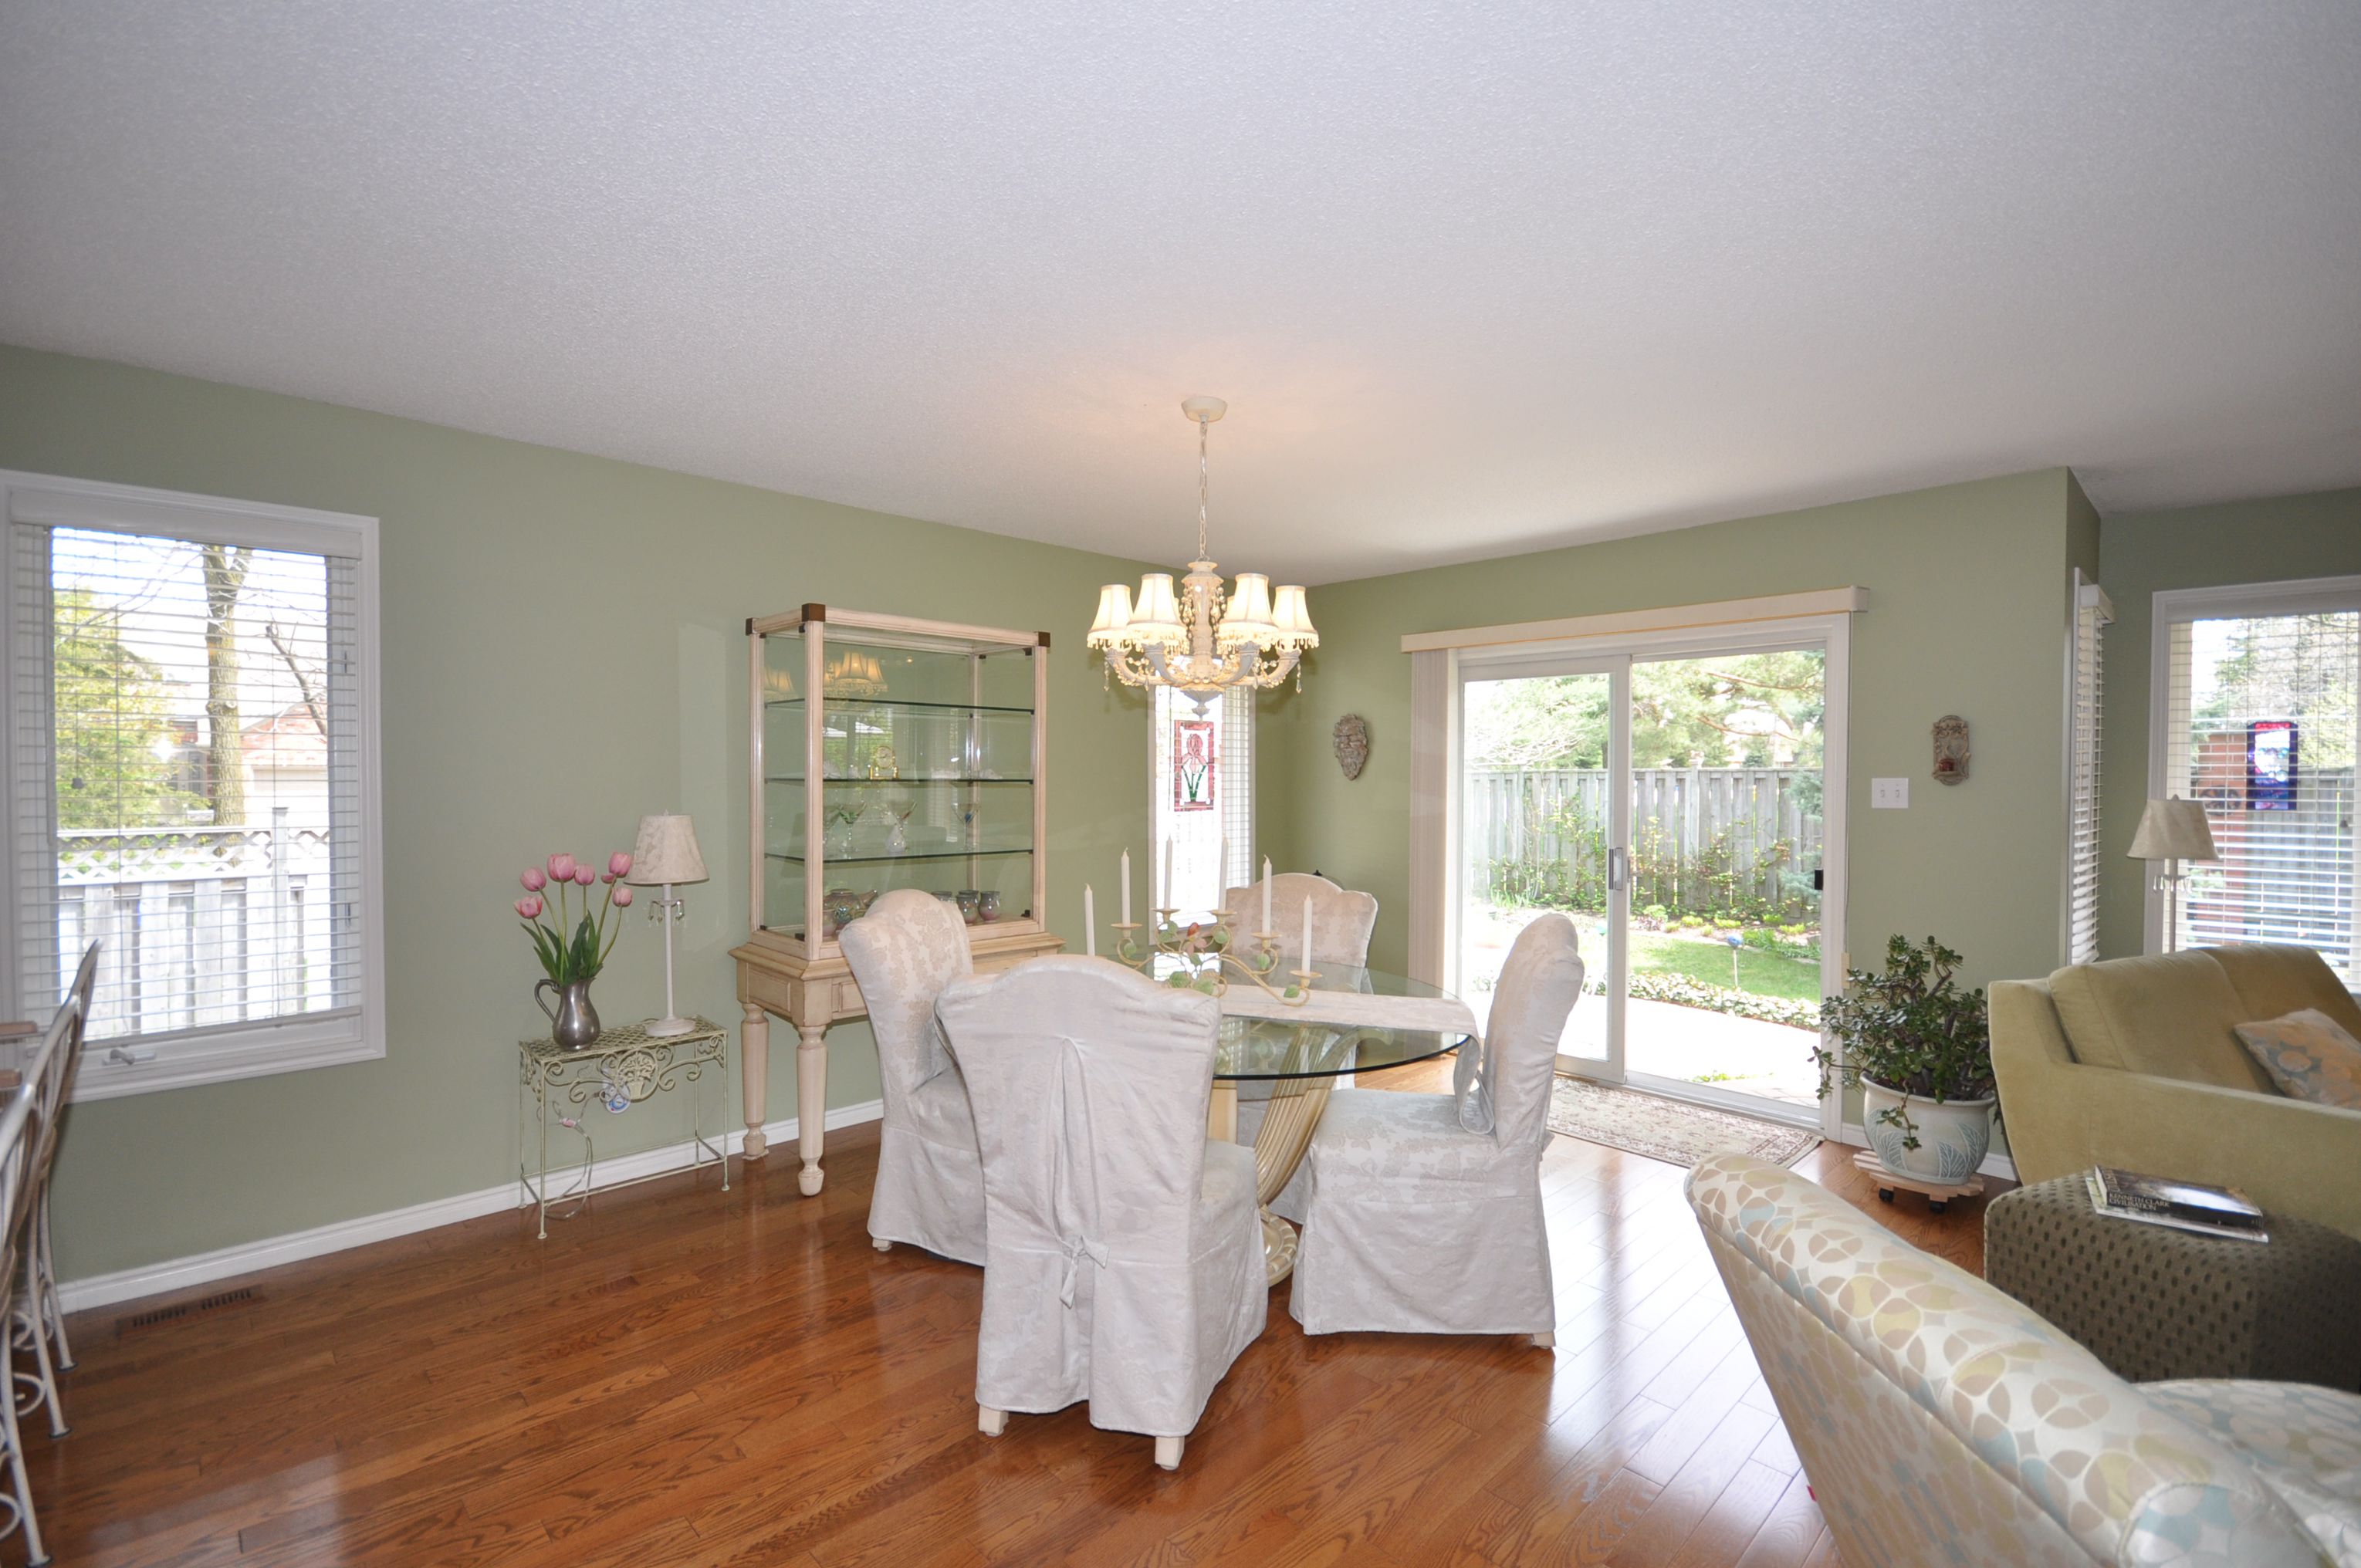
1872,777,1909,809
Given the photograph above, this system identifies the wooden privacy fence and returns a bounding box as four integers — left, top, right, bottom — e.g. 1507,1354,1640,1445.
1466,768,1822,917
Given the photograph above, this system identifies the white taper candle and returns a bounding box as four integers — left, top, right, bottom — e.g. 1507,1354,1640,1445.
1218,836,1228,902
1261,857,1273,931
1301,894,1313,973
1120,848,1131,926
1163,838,1173,910
1084,884,1095,957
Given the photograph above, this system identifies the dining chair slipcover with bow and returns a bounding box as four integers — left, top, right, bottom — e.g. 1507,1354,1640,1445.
837,889,986,1264
1289,912,1584,1340
935,956,1265,1470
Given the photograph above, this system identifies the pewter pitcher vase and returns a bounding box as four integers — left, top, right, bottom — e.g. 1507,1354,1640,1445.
536,978,602,1049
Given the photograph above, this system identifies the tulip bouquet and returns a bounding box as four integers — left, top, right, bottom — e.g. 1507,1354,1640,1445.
516,851,635,985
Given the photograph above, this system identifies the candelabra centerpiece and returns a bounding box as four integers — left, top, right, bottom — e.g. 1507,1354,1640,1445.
1109,904,1317,1006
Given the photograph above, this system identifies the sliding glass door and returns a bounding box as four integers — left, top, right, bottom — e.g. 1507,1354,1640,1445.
1459,659,1629,1080
1455,627,1842,1127
1619,649,1826,1115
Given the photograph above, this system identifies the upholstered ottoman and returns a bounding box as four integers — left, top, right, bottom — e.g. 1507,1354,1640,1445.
1984,1174,2361,1390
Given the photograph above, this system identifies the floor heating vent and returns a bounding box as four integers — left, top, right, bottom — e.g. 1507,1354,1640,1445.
116,1286,260,1337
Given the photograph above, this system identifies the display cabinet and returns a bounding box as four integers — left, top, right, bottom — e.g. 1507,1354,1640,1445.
730,604,1063,1194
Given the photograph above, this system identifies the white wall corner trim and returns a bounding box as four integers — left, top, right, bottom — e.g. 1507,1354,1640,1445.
59,1101,885,1315
1399,586,1870,654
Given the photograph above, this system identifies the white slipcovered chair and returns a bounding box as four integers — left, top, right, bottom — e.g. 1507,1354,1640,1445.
1689,1153,2358,1567
1288,912,1584,1340
837,889,985,1264
935,956,1265,1471
1221,871,1378,974
1219,872,1379,1211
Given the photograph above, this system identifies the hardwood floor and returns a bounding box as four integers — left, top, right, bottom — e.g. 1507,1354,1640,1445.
39,1070,2004,1566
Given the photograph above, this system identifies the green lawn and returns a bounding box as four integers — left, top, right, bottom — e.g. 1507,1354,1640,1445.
1630,931,1820,1000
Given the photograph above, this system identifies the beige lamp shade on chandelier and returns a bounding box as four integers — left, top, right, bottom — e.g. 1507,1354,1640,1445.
626,813,709,1037
1087,397,1318,712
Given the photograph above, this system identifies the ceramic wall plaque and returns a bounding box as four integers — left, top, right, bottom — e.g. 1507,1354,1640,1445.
1932,715,1969,785
1333,714,1369,780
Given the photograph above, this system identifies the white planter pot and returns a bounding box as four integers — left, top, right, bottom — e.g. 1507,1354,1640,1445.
1861,1080,1995,1186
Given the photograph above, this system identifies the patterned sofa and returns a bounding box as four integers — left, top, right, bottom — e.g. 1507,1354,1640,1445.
1688,1154,2360,1567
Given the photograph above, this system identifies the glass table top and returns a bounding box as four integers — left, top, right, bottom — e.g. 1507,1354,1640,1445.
1188,961,1473,1083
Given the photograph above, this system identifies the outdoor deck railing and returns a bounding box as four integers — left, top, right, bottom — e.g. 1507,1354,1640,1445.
51,812,340,1042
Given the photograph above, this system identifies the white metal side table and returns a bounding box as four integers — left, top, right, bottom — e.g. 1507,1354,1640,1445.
518,1017,729,1240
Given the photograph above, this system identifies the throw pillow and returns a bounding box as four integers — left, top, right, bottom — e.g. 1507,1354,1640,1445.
2233,1008,2361,1109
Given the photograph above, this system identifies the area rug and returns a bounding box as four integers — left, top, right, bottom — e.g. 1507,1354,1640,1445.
1548,1076,1820,1168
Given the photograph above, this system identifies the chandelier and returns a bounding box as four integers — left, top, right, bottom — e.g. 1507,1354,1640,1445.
1087,397,1317,712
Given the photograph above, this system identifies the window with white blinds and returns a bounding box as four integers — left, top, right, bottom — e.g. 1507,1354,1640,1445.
1,472,383,1098
1151,684,1254,921
2150,576,2360,982
2065,573,2112,964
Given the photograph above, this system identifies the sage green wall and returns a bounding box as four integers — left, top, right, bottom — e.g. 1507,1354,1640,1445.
2095,487,2361,960
0,344,1157,1281
1260,468,2089,1017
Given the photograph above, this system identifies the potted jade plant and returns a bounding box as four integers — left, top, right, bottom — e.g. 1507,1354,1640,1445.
1813,934,1997,1185
516,850,634,1049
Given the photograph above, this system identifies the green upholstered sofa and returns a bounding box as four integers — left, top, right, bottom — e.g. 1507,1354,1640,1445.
1990,944,2361,1241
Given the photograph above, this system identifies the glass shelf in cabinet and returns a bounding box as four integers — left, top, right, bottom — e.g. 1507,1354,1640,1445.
763,696,1037,717
767,847,1033,865
763,775,1035,786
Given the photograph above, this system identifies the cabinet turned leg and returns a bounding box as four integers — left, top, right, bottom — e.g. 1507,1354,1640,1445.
740,1002,770,1161
797,1022,829,1196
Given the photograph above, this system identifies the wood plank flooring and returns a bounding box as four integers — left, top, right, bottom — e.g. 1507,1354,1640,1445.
37,1070,2004,1566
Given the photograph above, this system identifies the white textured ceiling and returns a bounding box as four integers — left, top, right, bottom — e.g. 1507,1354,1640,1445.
3,2,2358,583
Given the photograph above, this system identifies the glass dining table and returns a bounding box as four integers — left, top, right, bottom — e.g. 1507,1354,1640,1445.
1182,960,1478,1286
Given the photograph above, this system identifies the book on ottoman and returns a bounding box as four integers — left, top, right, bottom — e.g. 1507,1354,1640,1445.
2085,1166,2268,1243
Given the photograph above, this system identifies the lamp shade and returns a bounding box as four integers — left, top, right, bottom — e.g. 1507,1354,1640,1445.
625,813,709,885
1086,582,1134,643
2128,797,2217,862
1270,583,1319,647
1130,573,1186,645
1216,573,1278,649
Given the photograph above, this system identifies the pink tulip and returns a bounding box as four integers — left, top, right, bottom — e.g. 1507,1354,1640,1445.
521,867,546,892
516,895,543,919
609,851,633,878
601,871,615,884
573,864,595,886
547,853,576,883
612,885,634,907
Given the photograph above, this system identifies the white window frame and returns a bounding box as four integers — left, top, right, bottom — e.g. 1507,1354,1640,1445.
0,471,385,1099
1148,685,1254,919
2144,572,2361,963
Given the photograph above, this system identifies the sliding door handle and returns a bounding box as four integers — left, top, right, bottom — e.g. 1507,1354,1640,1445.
1607,847,1629,891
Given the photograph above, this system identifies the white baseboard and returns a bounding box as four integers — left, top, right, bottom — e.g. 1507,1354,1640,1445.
59,1099,885,1316
1838,1122,2017,1183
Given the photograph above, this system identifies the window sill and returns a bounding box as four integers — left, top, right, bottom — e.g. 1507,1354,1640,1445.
69,1010,381,1100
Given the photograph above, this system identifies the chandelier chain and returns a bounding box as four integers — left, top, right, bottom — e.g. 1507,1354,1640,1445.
1196,412,1211,562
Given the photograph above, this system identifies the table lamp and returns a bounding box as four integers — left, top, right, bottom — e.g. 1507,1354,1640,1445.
625,813,709,1037
2128,797,2216,953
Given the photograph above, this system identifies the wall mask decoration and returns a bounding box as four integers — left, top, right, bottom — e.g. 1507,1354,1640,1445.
1333,714,1370,780
1932,715,1970,785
